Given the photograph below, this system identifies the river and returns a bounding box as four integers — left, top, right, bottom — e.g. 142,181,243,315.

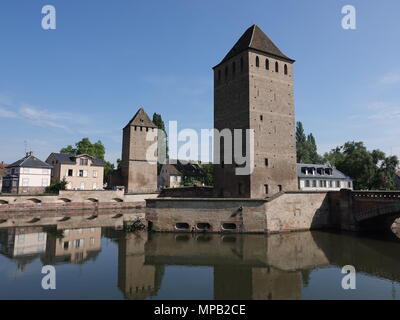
0,222,399,299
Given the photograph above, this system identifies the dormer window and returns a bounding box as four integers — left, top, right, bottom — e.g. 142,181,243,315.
80,158,88,166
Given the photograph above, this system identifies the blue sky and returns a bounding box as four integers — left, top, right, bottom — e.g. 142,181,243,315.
0,0,399,164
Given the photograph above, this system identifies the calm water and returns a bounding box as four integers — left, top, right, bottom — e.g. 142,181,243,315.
1,221,400,300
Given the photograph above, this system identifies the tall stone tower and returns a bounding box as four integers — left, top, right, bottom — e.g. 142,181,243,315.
121,108,158,193
213,25,298,198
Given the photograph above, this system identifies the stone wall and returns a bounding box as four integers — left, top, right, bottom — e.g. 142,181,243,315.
146,191,331,234
0,190,158,213
265,191,330,233
159,186,214,198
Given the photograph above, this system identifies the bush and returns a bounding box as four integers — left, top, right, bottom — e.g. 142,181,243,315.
45,178,68,193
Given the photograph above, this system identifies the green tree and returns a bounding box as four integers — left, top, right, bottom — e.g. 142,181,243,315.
323,141,399,190
153,113,168,172
296,122,323,164
200,163,214,186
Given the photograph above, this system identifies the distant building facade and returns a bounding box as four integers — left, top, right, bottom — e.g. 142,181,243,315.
118,108,158,193
297,164,353,191
0,162,7,192
213,25,298,198
46,153,105,190
2,152,52,194
158,160,205,189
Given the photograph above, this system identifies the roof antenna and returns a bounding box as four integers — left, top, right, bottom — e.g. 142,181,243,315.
24,140,27,154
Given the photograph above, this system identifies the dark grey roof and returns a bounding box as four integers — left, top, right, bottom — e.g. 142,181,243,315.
215,24,294,68
125,108,157,128
297,163,352,180
47,153,106,167
165,160,204,177
7,155,52,169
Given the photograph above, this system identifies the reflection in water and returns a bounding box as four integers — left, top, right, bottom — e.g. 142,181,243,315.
1,222,400,299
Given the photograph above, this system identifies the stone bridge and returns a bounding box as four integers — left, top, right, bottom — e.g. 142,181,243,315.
329,190,400,231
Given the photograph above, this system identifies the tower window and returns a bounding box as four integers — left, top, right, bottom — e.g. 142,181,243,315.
238,183,243,195
265,58,269,70
260,115,263,121
264,184,269,194
278,185,283,192
225,66,228,80
265,158,268,167
232,62,236,75
240,57,244,72
275,62,279,72
218,70,221,81
255,56,259,67
284,64,288,75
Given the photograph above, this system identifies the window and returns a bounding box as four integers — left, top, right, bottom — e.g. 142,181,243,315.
63,242,69,250
90,237,95,246
348,181,352,188
22,178,29,187
278,185,282,192
264,184,269,194
329,180,333,188
265,158,269,167
238,183,243,195
275,61,279,72
305,180,310,187
232,61,236,75
225,66,228,79
78,170,84,177
265,58,269,70
218,70,221,81
312,180,317,187
260,115,263,121
284,64,288,75
79,158,88,166
93,170,98,178
336,181,340,188
67,169,73,177
255,56,260,67
240,57,244,72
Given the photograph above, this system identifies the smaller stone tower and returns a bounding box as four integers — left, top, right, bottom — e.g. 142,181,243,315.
121,108,158,193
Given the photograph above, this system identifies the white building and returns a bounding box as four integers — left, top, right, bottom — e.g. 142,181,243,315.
297,163,353,191
1,152,52,194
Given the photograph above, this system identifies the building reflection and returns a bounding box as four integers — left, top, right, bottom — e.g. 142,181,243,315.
0,227,47,271
117,232,164,300
44,227,102,265
117,231,329,300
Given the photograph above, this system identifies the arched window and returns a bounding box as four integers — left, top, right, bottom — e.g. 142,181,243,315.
232,62,236,75
284,64,288,75
255,56,259,67
275,61,279,72
240,57,244,72
265,58,269,70
225,66,228,79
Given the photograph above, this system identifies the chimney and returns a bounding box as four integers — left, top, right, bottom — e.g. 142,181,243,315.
26,151,33,157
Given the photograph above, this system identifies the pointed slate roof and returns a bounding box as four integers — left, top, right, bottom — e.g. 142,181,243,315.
214,24,294,68
7,154,52,169
125,108,157,128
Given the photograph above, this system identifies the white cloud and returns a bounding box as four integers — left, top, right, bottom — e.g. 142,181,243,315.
379,72,400,85
0,108,18,118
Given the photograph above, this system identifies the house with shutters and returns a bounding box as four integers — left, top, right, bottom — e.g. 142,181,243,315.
1,152,52,194
46,153,106,190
